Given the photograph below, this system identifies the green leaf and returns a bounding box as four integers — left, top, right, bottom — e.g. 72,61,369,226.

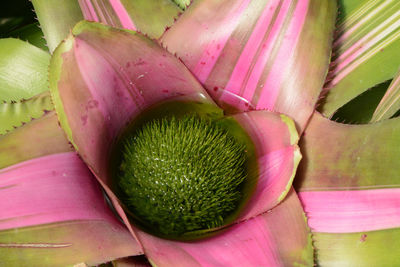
31,0,83,53
371,67,400,122
0,91,54,135
0,38,50,101
172,0,191,10
77,0,182,39
331,80,389,124
337,0,371,25
0,111,72,169
6,22,48,52
320,0,400,117
295,111,400,191
314,228,400,267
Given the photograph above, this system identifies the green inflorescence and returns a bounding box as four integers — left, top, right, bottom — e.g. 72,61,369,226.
118,114,247,237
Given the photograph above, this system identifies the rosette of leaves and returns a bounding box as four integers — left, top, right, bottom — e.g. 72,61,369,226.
0,0,399,266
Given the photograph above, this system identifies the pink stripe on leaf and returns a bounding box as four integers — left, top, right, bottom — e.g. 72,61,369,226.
299,189,400,233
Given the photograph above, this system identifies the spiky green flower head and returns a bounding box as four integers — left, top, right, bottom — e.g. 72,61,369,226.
111,101,256,240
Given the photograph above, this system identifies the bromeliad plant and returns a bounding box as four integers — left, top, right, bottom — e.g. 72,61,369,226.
0,0,399,266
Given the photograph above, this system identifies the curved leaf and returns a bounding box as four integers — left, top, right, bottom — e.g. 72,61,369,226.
295,111,400,266
32,0,83,53
0,111,72,169
331,80,389,124
0,38,50,101
77,0,182,39
49,21,219,243
6,22,48,52
371,67,400,122
0,152,141,266
161,0,336,132
0,91,54,135
49,21,217,187
295,112,400,191
320,0,400,117
232,110,301,221
138,189,313,267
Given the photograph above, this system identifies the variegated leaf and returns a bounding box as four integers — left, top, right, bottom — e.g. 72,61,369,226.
0,153,142,266
371,67,400,122
295,111,400,266
77,0,183,39
320,0,400,117
161,0,336,132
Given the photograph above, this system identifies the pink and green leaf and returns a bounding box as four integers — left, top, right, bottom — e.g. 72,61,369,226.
49,21,219,187
138,189,313,267
49,21,221,243
371,67,400,122
0,111,72,169
295,111,400,265
299,189,400,233
0,38,50,102
161,0,336,131
0,152,141,266
77,0,183,39
320,0,400,117
0,91,54,135
231,110,301,221
295,112,400,191
32,0,84,53
49,21,303,239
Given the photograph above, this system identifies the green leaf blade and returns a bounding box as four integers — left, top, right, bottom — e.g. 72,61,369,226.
0,91,54,135
31,0,83,53
0,38,50,102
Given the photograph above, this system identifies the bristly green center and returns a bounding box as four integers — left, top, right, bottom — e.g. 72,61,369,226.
118,115,247,237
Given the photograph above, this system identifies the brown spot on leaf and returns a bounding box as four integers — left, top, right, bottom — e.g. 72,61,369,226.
360,234,367,242
86,99,99,110
81,115,88,126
